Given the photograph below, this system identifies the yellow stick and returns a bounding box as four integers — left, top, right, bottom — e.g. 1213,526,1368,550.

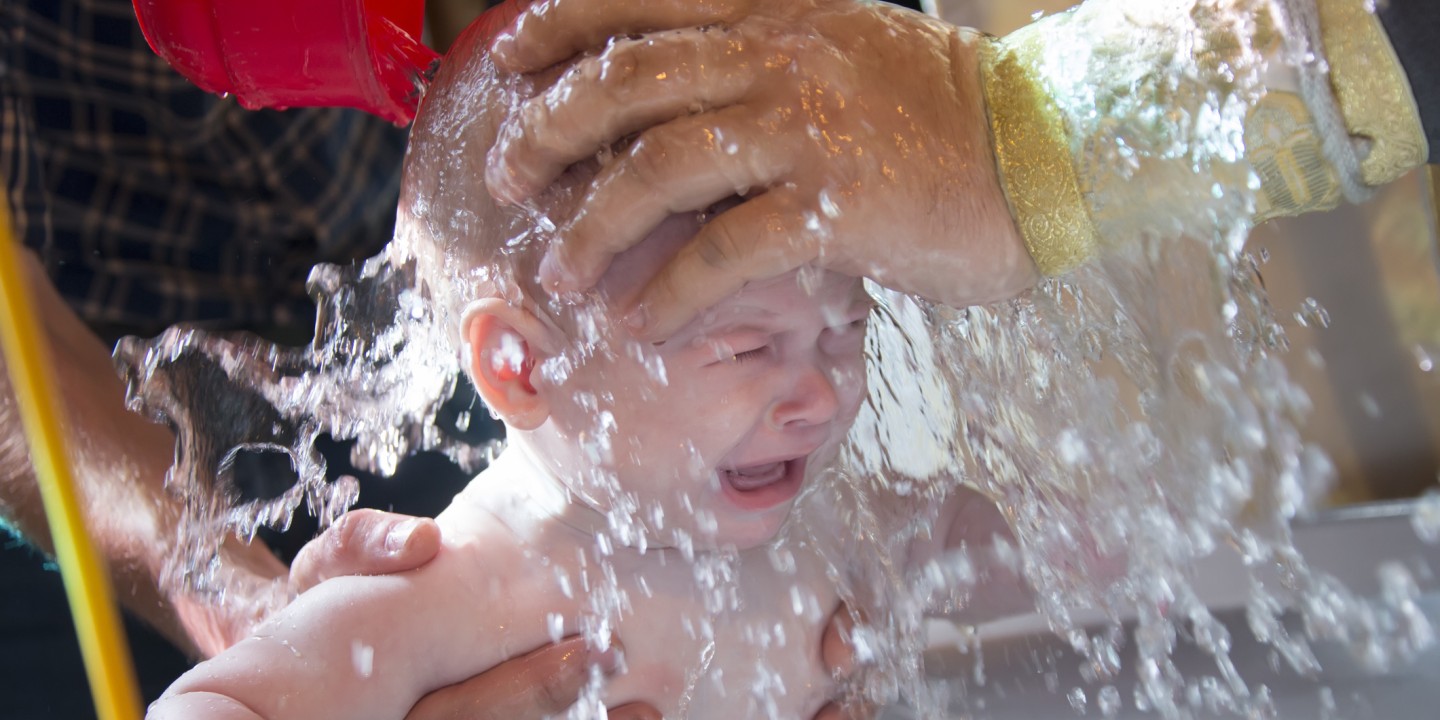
0,200,142,719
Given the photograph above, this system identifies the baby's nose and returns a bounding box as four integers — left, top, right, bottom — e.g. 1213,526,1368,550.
767,365,841,429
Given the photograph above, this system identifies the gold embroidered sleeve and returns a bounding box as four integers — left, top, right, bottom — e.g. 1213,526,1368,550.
978,34,1099,277
1315,0,1428,188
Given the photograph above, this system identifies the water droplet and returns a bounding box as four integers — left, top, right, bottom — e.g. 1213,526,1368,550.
796,264,824,296
818,189,841,219
1057,428,1091,466
1359,393,1381,418
1293,297,1330,328
1415,345,1436,372
351,641,374,678
1098,685,1121,716
1413,489,1440,544
547,612,565,643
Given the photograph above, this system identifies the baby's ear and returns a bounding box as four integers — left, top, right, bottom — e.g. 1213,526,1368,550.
462,299,554,431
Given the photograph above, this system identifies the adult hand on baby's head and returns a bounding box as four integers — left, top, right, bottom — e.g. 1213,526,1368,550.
486,0,1038,340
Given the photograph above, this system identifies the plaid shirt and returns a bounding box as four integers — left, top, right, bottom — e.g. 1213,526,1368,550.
1,0,408,339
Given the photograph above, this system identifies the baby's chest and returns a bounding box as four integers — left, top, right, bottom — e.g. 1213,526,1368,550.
607,550,839,719
445,496,844,718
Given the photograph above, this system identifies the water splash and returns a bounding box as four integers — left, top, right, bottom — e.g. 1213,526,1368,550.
802,1,1435,716
114,247,498,596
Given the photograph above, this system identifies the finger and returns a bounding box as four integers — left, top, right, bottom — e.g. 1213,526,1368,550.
405,636,622,720
488,28,757,204
629,186,818,340
491,0,755,73
289,509,441,592
542,107,800,293
822,602,870,679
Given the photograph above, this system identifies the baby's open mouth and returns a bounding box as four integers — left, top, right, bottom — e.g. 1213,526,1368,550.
717,457,808,511
723,461,788,490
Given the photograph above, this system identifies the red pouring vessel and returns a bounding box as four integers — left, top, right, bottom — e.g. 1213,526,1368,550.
131,0,441,124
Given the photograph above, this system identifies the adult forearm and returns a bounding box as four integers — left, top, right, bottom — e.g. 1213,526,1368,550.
0,252,169,552
0,250,282,656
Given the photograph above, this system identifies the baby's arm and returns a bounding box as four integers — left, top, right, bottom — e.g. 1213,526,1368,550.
148,537,516,720
147,692,266,720
147,572,435,720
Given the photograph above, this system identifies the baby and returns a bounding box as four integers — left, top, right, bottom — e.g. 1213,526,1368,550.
148,19,1020,720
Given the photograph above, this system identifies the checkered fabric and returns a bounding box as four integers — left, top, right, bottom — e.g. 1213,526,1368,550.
0,0,408,338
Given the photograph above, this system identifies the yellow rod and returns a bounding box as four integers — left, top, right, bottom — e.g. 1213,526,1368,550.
0,201,142,719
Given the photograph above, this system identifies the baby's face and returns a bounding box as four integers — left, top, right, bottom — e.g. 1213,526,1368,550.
529,213,872,550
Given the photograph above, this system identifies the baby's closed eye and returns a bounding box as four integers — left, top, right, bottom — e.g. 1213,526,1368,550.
699,331,774,366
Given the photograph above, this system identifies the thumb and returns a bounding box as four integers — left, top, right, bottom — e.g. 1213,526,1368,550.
289,509,441,593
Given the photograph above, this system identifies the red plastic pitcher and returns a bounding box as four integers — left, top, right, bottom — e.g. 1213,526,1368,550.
132,0,441,125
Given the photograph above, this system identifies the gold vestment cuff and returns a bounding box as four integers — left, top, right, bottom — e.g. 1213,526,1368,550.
978,33,1099,277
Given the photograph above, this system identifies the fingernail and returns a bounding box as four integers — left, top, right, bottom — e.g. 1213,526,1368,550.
385,519,421,555
608,703,663,720
538,248,570,292
623,304,651,335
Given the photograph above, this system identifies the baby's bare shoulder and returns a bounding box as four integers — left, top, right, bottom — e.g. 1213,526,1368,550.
432,479,584,614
